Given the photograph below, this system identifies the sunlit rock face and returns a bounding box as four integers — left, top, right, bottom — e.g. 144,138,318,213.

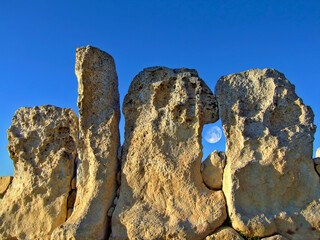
111,67,226,240
0,105,78,240
51,46,120,240
215,68,320,239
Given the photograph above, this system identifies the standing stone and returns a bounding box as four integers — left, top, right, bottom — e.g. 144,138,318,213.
201,150,226,190
0,106,78,240
215,69,320,239
52,46,120,239
204,226,244,240
111,67,226,239
0,176,13,198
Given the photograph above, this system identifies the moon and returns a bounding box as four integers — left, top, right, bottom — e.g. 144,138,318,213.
204,126,222,143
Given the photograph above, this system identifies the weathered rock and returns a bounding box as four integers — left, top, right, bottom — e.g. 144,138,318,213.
261,234,288,240
111,67,226,239
0,105,78,240
204,226,244,240
0,176,13,198
52,46,120,239
201,150,226,189
316,165,320,175
215,68,320,239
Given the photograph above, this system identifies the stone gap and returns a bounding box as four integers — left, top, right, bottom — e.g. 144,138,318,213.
201,119,226,162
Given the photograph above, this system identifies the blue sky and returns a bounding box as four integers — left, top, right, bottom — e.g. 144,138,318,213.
0,1,319,176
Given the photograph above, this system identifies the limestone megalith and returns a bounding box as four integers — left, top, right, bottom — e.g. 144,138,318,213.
0,106,78,240
111,67,226,239
52,46,120,239
215,68,320,239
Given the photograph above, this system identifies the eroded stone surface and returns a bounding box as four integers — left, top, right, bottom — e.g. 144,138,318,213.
215,69,320,239
111,67,226,239
0,176,13,198
52,46,120,239
204,226,244,240
201,150,226,190
0,105,78,240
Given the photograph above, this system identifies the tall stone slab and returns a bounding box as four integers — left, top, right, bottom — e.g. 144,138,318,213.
52,46,120,239
0,106,78,240
111,67,226,239
215,69,320,239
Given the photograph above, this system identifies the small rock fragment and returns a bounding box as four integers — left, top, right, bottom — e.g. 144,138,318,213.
116,171,121,185
204,226,244,240
201,150,226,189
261,234,288,240
107,207,115,217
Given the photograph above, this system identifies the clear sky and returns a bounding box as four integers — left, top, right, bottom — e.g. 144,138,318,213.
0,0,319,176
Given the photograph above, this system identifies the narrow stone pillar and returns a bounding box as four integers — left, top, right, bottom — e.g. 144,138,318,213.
52,46,120,239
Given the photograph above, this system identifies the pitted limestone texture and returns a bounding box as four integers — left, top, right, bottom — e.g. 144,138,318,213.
215,68,320,239
0,105,78,240
111,67,226,240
